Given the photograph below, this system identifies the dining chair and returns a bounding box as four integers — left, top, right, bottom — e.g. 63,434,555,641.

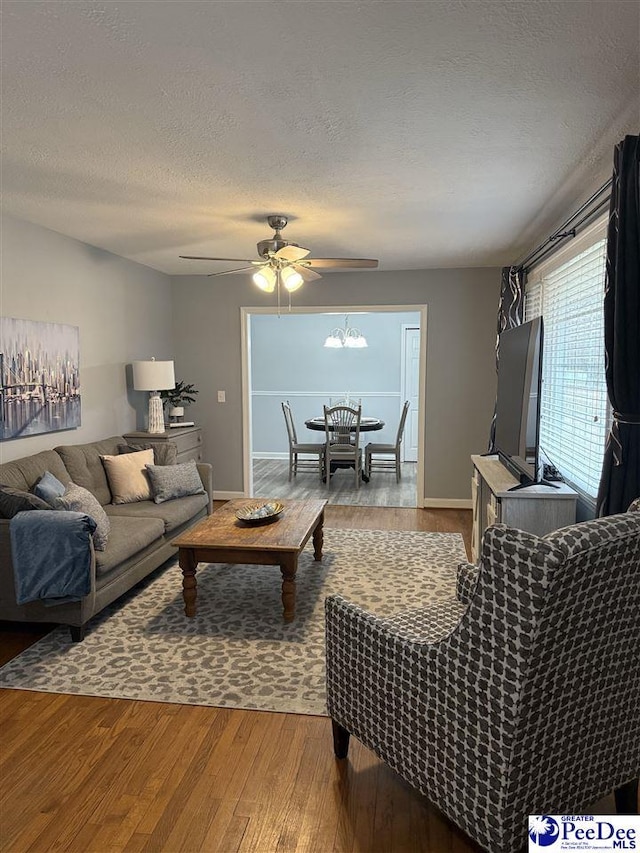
281,401,324,481
323,404,362,489
364,400,410,482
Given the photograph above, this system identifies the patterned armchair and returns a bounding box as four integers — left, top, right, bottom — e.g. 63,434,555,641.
325,499,640,853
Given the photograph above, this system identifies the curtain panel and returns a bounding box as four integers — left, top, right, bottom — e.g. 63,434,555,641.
488,266,525,452
596,134,640,516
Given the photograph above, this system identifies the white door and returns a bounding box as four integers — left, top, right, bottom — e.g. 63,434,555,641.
401,326,420,462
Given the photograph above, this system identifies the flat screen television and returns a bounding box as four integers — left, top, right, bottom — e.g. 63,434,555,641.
494,317,544,489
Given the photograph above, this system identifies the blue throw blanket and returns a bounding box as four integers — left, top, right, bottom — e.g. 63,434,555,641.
10,511,97,605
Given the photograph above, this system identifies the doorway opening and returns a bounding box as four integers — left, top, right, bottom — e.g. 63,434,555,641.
241,304,427,507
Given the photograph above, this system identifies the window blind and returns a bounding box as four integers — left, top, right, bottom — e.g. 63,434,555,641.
525,221,608,500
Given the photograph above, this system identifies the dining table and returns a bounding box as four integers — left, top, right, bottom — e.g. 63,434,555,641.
303,416,385,433
304,416,385,483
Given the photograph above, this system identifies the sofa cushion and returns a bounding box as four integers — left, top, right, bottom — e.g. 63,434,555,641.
0,485,53,518
95,514,165,575
0,450,71,492
55,437,125,505
118,442,178,466
54,483,111,551
33,470,66,504
104,492,209,532
101,449,154,504
146,460,205,504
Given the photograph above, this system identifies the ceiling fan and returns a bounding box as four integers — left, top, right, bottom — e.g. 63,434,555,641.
179,214,379,295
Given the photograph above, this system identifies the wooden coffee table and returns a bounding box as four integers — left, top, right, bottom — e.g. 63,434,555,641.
171,499,327,622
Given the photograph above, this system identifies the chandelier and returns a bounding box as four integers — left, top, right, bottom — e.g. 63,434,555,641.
323,315,368,349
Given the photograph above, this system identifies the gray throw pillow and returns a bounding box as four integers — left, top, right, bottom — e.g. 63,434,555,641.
0,484,53,519
33,470,66,504
146,460,205,504
53,483,111,551
118,442,178,466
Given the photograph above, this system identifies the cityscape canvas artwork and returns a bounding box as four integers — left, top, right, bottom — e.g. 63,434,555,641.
0,317,81,441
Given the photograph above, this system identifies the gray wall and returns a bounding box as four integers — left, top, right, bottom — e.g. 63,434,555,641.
0,214,173,463
250,311,421,453
170,268,500,502
0,214,500,501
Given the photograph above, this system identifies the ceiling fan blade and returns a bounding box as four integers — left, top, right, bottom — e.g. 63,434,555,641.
293,263,322,281
180,255,257,262
275,245,310,262
207,265,262,277
304,258,379,269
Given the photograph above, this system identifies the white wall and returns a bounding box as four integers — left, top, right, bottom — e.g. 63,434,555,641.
0,214,174,463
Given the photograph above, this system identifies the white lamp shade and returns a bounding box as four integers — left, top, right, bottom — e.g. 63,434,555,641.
252,268,276,293
281,266,304,292
324,335,343,348
345,334,368,348
132,360,175,391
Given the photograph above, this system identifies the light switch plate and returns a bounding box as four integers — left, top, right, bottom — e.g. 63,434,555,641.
217,390,226,403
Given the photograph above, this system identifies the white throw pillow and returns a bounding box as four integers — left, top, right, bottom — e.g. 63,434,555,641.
101,449,154,504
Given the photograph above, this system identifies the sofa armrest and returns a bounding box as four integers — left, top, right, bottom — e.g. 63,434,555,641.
0,516,98,615
196,462,213,514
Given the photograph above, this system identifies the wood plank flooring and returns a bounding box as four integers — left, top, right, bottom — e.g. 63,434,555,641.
253,458,417,507
0,504,620,852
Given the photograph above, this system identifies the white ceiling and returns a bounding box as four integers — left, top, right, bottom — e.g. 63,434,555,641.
1,1,638,275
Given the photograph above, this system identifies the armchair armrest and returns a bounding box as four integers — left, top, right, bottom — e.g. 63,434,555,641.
325,594,466,738
196,462,213,514
456,561,480,604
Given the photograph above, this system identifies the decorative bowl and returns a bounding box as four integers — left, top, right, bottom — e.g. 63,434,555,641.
235,501,285,524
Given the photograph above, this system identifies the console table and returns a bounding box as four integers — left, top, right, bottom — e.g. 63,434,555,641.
471,454,578,562
123,426,205,464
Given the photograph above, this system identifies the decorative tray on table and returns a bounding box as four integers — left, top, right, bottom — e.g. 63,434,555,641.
235,501,285,524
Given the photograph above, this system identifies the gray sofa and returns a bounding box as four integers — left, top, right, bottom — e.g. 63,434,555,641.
0,435,212,641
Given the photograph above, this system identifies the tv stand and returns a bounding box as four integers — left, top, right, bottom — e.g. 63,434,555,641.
471,455,578,562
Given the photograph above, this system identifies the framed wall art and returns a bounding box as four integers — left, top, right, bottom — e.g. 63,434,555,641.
0,317,81,441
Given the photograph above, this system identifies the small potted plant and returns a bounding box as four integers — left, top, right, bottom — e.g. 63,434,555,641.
160,380,199,423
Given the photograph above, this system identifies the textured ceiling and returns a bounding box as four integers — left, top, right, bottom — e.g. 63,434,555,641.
1,0,638,275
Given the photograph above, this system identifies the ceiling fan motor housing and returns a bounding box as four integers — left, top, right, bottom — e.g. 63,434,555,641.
257,236,294,258
257,215,298,258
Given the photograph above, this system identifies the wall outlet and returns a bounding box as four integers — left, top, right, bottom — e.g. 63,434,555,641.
217,390,226,403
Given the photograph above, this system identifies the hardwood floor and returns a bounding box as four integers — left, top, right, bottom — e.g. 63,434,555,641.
253,458,418,507
0,504,619,852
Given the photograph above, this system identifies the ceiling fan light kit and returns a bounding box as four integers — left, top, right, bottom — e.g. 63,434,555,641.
179,215,379,304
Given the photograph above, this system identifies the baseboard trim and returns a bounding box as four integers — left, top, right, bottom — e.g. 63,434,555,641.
213,490,246,501
421,498,473,510
252,452,289,460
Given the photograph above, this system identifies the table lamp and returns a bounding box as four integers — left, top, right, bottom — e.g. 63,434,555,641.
132,358,175,434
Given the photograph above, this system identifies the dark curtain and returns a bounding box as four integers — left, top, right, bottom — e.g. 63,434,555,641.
488,265,525,451
596,134,640,516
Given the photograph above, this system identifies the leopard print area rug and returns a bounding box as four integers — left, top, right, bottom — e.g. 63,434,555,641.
0,529,467,715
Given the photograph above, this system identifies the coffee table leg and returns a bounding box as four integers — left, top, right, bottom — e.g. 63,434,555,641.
280,555,297,622
179,548,198,617
313,511,324,561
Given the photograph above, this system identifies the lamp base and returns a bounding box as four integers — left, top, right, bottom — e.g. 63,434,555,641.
147,392,165,434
